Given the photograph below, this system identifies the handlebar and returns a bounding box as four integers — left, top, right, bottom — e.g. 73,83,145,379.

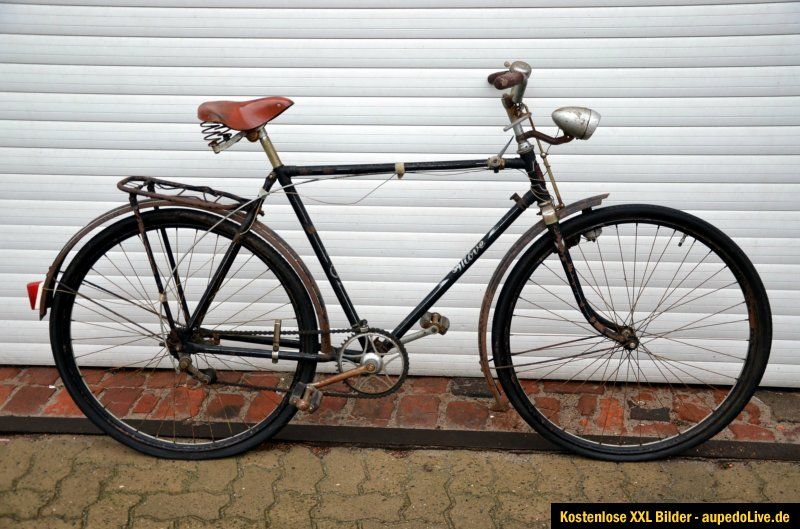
487,71,524,90
487,61,532,104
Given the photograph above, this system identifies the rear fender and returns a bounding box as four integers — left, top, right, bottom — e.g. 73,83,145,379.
38,201,333,354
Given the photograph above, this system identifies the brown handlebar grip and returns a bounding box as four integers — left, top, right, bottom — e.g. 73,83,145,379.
491,71,524,90
487,71,508,85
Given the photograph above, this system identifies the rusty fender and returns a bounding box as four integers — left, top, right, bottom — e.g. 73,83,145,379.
478,194,608,411
39,200,333,355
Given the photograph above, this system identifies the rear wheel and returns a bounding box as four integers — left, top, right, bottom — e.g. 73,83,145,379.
492,204,771,460
50,209,318,459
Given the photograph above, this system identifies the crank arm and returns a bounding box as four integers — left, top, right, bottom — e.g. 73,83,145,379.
291,365,370,412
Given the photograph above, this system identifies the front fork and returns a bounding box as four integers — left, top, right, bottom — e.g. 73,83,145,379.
523,152,631,346
543,209,629,344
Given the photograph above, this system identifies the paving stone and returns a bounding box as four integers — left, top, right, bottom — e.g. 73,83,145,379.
18,367,60,386
42,462,112,518
530,454,584,498
362,521,448,529
0,367,796,450
16,446,76,491
267,491,314,528
582,462,627,502
225,464,279,520
43,389,83,417
404,452,451,523
445,450,494,494
238,446,283,469
728,423,776,441
85,492,140,529
753,461,800,502
0,488,51,518
0,385,14,409
316,491,404,522
361,450,408,494
0,367,21,382
450,377,493,398
349,395,397,425
0,436,38,490
319,448,366,494
662,460,717,501
445,400,489,429
73,436,152,468
131,518,175,529
315,520,359,529
276,446,324,494
496,492,550,525
621,462,671,501
11,518,82,529
501,521,548,529
449,493,495,529
176,517,262,529
136,491,228,520
396,394,440,428
109,461,194,493
0,434,797,528
1,385,56,414
755,390,800,422
407,377,450,394
490,453,538,495
189,458,239,492
713,462,766,502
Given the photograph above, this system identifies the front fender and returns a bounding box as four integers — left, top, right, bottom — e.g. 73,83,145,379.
477,193,609,410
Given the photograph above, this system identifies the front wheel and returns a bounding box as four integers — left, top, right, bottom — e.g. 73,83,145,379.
492,204,771,461
50,209,318,459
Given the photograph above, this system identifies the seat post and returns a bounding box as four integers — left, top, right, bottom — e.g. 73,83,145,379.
257,127,283,168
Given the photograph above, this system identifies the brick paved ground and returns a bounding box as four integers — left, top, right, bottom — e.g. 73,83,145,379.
1,366,799,444
0,434,798,529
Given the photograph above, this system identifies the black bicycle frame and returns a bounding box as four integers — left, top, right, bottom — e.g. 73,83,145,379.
276,160,537,340
181,150,622,363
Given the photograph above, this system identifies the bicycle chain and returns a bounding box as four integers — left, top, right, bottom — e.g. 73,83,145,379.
203,326,402,399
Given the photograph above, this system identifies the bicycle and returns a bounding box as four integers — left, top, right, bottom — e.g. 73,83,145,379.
29,61,771,461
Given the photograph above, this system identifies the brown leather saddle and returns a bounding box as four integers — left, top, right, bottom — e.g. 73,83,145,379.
197,96,293,131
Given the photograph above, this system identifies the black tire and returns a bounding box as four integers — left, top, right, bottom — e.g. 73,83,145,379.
50,209,318,459
492,204,771,461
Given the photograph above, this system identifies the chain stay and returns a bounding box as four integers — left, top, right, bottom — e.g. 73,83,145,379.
205,326,398,399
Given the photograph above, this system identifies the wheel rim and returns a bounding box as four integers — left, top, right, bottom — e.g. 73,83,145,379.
500,215,758,450
58,214,311,449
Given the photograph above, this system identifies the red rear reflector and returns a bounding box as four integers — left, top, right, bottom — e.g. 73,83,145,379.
27,281,43,310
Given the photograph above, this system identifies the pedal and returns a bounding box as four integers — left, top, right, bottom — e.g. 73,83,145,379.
289,382,323,413
420,312,450,335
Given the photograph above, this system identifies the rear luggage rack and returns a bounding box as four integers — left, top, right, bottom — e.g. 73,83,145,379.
117,176,249,212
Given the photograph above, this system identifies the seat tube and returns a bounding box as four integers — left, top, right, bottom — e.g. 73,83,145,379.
274,169,363,327
258,127,283,168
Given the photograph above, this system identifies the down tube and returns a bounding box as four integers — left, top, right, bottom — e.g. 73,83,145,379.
392,189,537,338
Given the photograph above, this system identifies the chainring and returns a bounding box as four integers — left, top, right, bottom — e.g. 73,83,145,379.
336,328,409,398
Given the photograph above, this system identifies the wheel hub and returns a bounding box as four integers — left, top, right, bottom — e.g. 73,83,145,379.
620,326,640,350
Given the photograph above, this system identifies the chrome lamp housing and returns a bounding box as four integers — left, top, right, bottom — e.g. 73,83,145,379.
551,107,601,140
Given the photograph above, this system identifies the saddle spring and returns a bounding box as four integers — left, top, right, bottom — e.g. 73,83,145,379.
200,121,233,148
